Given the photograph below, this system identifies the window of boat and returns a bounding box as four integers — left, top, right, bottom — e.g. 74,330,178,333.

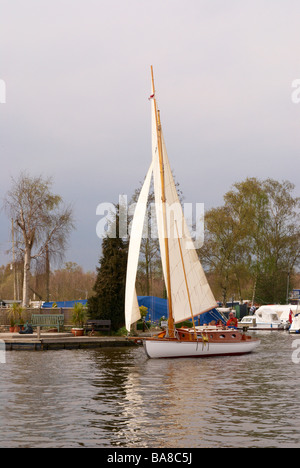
219,334,225,339
231,334,236,338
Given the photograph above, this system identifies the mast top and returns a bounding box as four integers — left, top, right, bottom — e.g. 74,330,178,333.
151,65,155,90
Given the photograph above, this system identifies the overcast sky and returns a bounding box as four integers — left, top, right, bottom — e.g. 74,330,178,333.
0,0,300,272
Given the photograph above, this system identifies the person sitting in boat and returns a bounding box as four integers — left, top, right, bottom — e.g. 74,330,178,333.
226,312,238,329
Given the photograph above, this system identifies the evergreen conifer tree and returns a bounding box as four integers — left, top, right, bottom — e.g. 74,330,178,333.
88,207,128,331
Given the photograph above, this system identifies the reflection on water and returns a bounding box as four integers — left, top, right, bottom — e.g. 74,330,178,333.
1,332,300,448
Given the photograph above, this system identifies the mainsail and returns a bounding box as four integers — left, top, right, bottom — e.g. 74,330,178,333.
150,98,217,324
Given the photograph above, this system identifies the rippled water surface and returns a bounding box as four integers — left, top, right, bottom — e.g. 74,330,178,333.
1,332,300,448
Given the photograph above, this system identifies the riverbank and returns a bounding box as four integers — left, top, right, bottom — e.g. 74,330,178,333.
0,332,138,351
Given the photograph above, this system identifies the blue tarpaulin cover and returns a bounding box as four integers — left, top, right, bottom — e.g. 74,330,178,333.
42,297,226,326
137,296,225,325
137,296,168,322
198,309,226,326
42,300,87,309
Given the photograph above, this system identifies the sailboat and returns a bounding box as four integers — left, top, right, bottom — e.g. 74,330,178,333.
125,67,260,359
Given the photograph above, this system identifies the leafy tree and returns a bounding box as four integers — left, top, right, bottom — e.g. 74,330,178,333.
200,205,247,305
255,179,300,303
223,178,269,303
199,177,300,305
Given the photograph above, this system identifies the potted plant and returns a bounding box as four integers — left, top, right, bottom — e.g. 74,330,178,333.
8,303,24,332
9,316,15,333
71,303,88,336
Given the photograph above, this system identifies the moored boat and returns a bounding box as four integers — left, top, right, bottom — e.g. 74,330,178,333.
238,310,284,330
238,305,300,331
288,293,300,333
289,314,300,334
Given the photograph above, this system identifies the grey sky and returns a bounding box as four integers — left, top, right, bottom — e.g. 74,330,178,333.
0,0,300,271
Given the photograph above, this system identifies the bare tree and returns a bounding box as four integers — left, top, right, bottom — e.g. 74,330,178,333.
4,173,75,306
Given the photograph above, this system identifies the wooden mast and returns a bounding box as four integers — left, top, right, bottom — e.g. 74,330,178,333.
151,66,175,338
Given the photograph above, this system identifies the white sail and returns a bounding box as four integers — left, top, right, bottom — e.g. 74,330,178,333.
125,162,153,332
151,102,217,324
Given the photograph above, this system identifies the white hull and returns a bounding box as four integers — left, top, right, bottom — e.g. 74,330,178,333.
238,323,283,330
144,338,260,359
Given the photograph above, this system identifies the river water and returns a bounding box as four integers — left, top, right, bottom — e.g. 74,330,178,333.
1,331,300,448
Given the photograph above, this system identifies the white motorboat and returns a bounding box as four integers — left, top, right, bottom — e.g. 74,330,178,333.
238,308,284,330
255,305,298,329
